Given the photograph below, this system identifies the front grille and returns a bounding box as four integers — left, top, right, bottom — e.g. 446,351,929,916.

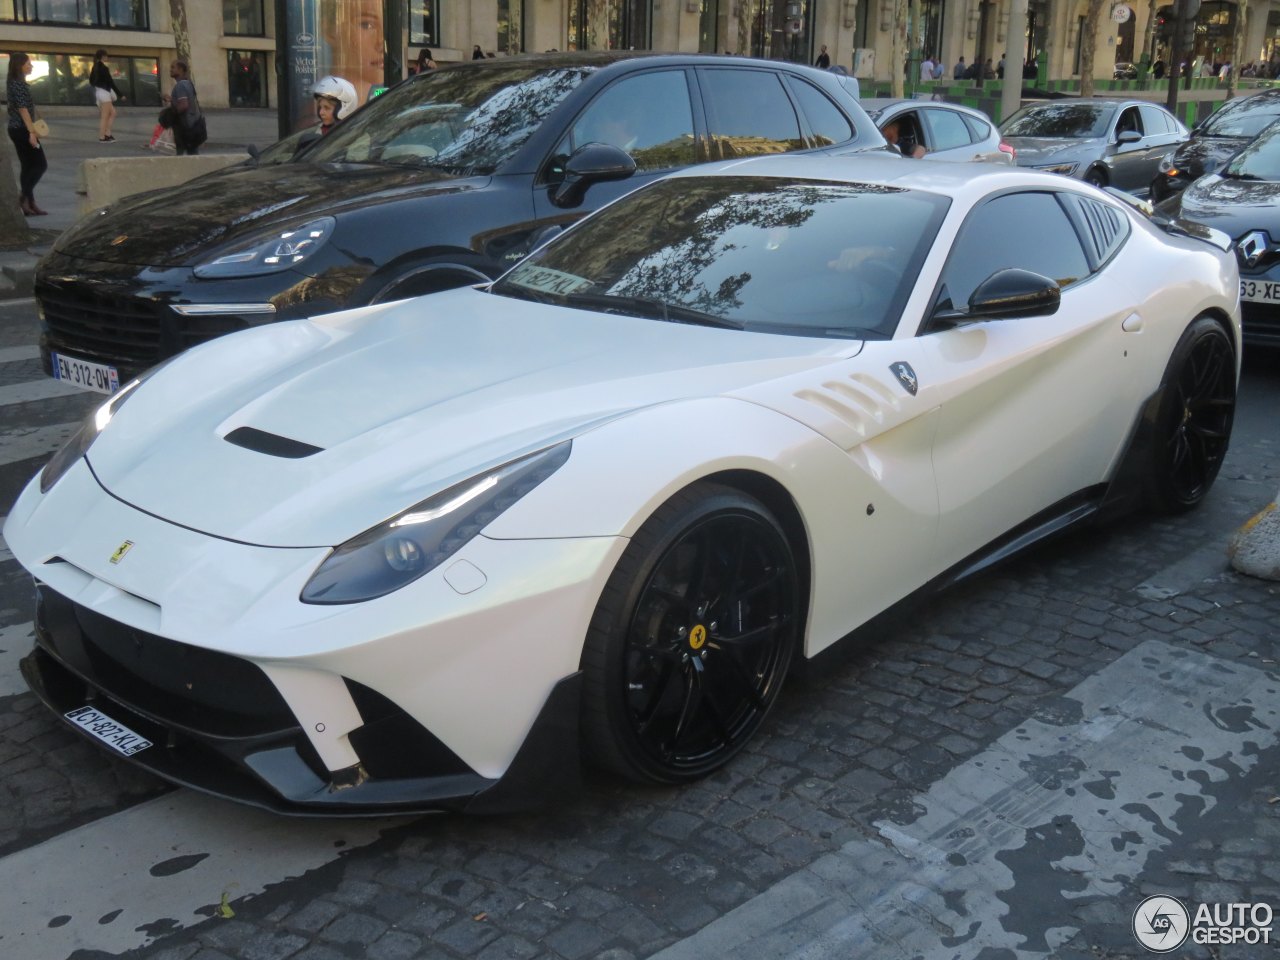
37,280,166,368
1241,302,1280,346
35,583,296,739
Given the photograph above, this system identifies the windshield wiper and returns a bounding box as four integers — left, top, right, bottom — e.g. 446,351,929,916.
559,292,746,330
1221,170,1263,181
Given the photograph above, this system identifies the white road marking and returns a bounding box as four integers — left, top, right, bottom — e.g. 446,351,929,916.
0,791,412,959
0,422,82,467
1134,536,1232,600
0,622,35,697
0,345,40,364
650,639,1280,960
0,298,37,309
0,378,89,407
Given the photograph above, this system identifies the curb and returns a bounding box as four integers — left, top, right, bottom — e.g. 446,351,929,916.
0,238,56,300
1228,500,1280,581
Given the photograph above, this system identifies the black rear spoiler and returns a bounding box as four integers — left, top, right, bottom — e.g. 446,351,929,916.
1104,188,1233,252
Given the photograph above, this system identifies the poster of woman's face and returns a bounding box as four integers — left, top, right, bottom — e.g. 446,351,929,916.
284,0,386,132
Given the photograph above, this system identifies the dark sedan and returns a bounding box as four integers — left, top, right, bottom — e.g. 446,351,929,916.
37,52,885,392
1150,88,1280,202
1156,119,1280,345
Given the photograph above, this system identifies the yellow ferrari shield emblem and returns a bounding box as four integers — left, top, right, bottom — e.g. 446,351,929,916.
689,624,707,650
109,540,134,564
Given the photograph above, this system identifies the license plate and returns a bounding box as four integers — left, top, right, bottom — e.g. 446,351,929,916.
65,705,152,756
51,351,120,395
1239,278,1280,304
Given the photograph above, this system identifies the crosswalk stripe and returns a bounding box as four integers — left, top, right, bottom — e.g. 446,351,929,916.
0,422,82,467
0,622,34,698
0,791,412,959
0,345,40,364
0,378,89,407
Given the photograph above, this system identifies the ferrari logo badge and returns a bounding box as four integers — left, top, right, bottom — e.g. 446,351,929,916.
688,624,708,650
890,362,919,396
109,540,134,564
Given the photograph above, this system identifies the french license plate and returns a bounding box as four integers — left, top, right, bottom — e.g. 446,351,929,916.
64,705,152,756
51,351,120,395
1239,278,1280,304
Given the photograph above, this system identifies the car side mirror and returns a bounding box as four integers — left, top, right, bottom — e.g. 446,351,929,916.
1116,130,1143,145
931,268,1061,327
549,142,637,209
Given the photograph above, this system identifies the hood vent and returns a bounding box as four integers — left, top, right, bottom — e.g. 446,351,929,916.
224,426,324,459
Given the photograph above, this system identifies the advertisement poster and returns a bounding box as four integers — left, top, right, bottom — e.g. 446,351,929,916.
281,0,387,133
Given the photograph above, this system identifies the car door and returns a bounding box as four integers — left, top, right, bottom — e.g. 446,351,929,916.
1105,105,1162,190
530,68,702,243
1139,104,1189,182
909,190,1141,571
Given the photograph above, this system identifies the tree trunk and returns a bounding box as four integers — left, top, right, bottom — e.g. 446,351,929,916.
168,0,192,67
1077,0,1109,97
891,0,908,97
1140,0,1159,66
1228,0,1250,98
0,150,32,249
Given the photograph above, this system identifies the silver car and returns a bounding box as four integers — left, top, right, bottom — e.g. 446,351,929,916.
1000,98,1188,194
862,98,1013,163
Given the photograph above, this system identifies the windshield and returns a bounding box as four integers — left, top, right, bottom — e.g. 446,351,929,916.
304,63,595,175
1002,103,1114,139
1222,122,1280,181
491,175,949,340
1201,97,1280,139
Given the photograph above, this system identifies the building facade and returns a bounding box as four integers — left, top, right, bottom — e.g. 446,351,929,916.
3,0,1280,110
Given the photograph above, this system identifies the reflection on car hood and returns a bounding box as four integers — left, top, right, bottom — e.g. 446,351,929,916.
1161,173,1280,239
54,162,469,267
1168,135,1249,177
87,287,857,547
1003,137,1097,165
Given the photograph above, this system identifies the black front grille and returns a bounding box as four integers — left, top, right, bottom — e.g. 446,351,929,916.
1241,302,1280,346
37,280,166,368
35,583,297,739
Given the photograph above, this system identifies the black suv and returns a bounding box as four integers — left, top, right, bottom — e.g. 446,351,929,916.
1150,88,1280,202
37,53,885,392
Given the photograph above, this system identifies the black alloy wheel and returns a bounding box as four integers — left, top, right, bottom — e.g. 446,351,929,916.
1084,167,1108,188
1146,316,1236,513
582,483,799,784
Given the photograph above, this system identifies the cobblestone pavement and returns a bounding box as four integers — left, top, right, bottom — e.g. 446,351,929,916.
0,297,1276,958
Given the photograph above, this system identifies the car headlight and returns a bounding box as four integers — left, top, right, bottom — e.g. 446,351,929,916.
1035,162,1078,175
40,374,149,493
301,442,572,605
1158,154,1180,176
193,217,335,279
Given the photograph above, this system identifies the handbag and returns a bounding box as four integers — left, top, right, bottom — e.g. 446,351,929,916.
32,119,50,138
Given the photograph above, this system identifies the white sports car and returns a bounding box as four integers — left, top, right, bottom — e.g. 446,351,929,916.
6,157,1240,815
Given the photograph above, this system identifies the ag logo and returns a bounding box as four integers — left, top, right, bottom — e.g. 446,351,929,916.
688,624,707,650
890,361,919,396
109,540,134,565
1132,895,1190,952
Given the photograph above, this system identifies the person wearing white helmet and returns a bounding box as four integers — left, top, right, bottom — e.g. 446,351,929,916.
312,75,357,135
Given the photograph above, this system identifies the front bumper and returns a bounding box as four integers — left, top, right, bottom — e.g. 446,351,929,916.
23,583,583,816
1238,268,1280,346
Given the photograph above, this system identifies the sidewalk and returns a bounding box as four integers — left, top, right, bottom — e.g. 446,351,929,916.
1,105,280,296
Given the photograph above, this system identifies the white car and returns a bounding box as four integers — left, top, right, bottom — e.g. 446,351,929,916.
6,157,1240,814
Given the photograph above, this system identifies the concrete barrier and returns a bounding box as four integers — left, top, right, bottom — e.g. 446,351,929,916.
1229,498,1280,581
77,154,247,216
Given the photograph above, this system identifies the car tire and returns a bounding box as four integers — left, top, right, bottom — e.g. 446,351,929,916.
580,482,799,784
1144,316,1236,514
1084,167,1108,188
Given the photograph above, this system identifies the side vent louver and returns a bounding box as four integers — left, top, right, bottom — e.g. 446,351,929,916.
224,426,324,459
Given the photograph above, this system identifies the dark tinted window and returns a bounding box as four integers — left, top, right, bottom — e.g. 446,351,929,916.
926,108,973,150
700,69,805,158
565,71,696,171
934,192,1089,315
1202,94,1280,138
494,176,950,339
1001,102,1114,139
788,79,854,147
1115,106,1144,137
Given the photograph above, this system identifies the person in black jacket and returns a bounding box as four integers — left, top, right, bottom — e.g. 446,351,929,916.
90,49,125,143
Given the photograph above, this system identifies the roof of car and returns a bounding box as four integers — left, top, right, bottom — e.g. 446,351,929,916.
422,51,834,75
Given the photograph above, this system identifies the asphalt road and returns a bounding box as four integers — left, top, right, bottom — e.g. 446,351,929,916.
0,295,1277,960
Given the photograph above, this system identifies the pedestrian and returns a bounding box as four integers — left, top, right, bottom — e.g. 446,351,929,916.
814,44,831,69
953,56,966,79
163,60,206,156
312,75,357,135
920,55,936,82
90,49,125,143
1153,58,1166,79
7,54,48,216
472,44,485,60
932,59,945,80
982,59,996,80
412,48,437,74
997,52,1006,79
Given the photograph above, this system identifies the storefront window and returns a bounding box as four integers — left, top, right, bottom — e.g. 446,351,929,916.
224,0,264,36
0,52,160,105
2,0,148,28
569,0,651,52
498,0,523,54
228,50,269,106
736,0,812,63
408,0,438,44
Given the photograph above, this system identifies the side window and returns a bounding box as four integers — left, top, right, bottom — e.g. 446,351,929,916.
700,69,805,158
564,71,696,172
924,108,973,151
933,192,1090,316
1140,105,1172,136
787,79,854,147
1115,106,1144,138
961,113,993,144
